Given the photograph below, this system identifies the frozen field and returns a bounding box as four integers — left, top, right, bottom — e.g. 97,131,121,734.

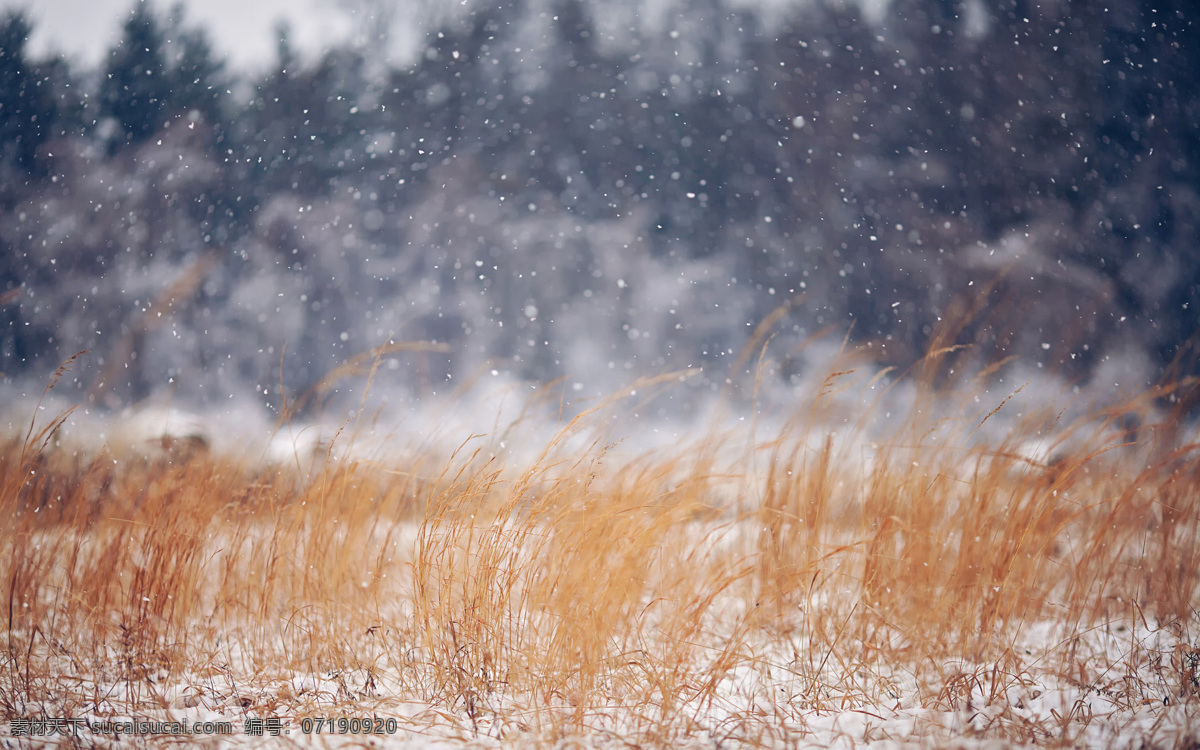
2,371,1197,748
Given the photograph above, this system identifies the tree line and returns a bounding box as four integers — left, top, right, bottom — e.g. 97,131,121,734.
0,0,1197,410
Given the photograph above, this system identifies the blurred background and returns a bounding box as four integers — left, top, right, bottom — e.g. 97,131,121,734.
0,0,1196,425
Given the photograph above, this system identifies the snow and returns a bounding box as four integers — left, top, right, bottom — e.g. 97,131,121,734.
5,515,1195,748
2,0,1197,741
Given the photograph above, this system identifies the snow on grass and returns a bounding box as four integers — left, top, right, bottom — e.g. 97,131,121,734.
1,365,1197,748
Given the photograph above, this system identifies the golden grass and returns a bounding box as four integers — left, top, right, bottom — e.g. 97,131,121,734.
1,354,1198,747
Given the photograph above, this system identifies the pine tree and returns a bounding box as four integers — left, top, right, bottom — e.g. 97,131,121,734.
101,2,173,146
165,7,226,128
0,12,57,173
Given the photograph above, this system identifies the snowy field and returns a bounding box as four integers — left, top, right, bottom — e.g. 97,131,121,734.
1,2,1198,744
2,368,1197,748
5,526,1198,749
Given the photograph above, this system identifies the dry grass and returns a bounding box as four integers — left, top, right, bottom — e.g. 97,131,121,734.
1,353,1198,747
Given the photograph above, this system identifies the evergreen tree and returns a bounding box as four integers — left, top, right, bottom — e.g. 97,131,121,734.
101,2,174,145
165,5,227,129
99,1,226,149
0,12,58,174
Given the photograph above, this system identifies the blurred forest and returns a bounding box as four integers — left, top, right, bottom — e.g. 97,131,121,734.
0,0,1197,415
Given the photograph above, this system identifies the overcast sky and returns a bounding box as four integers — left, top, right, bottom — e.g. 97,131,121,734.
0,0,359,72
2,0,893,75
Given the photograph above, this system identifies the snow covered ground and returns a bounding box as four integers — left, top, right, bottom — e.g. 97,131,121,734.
2,369,1196,748
4,517,1196,748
